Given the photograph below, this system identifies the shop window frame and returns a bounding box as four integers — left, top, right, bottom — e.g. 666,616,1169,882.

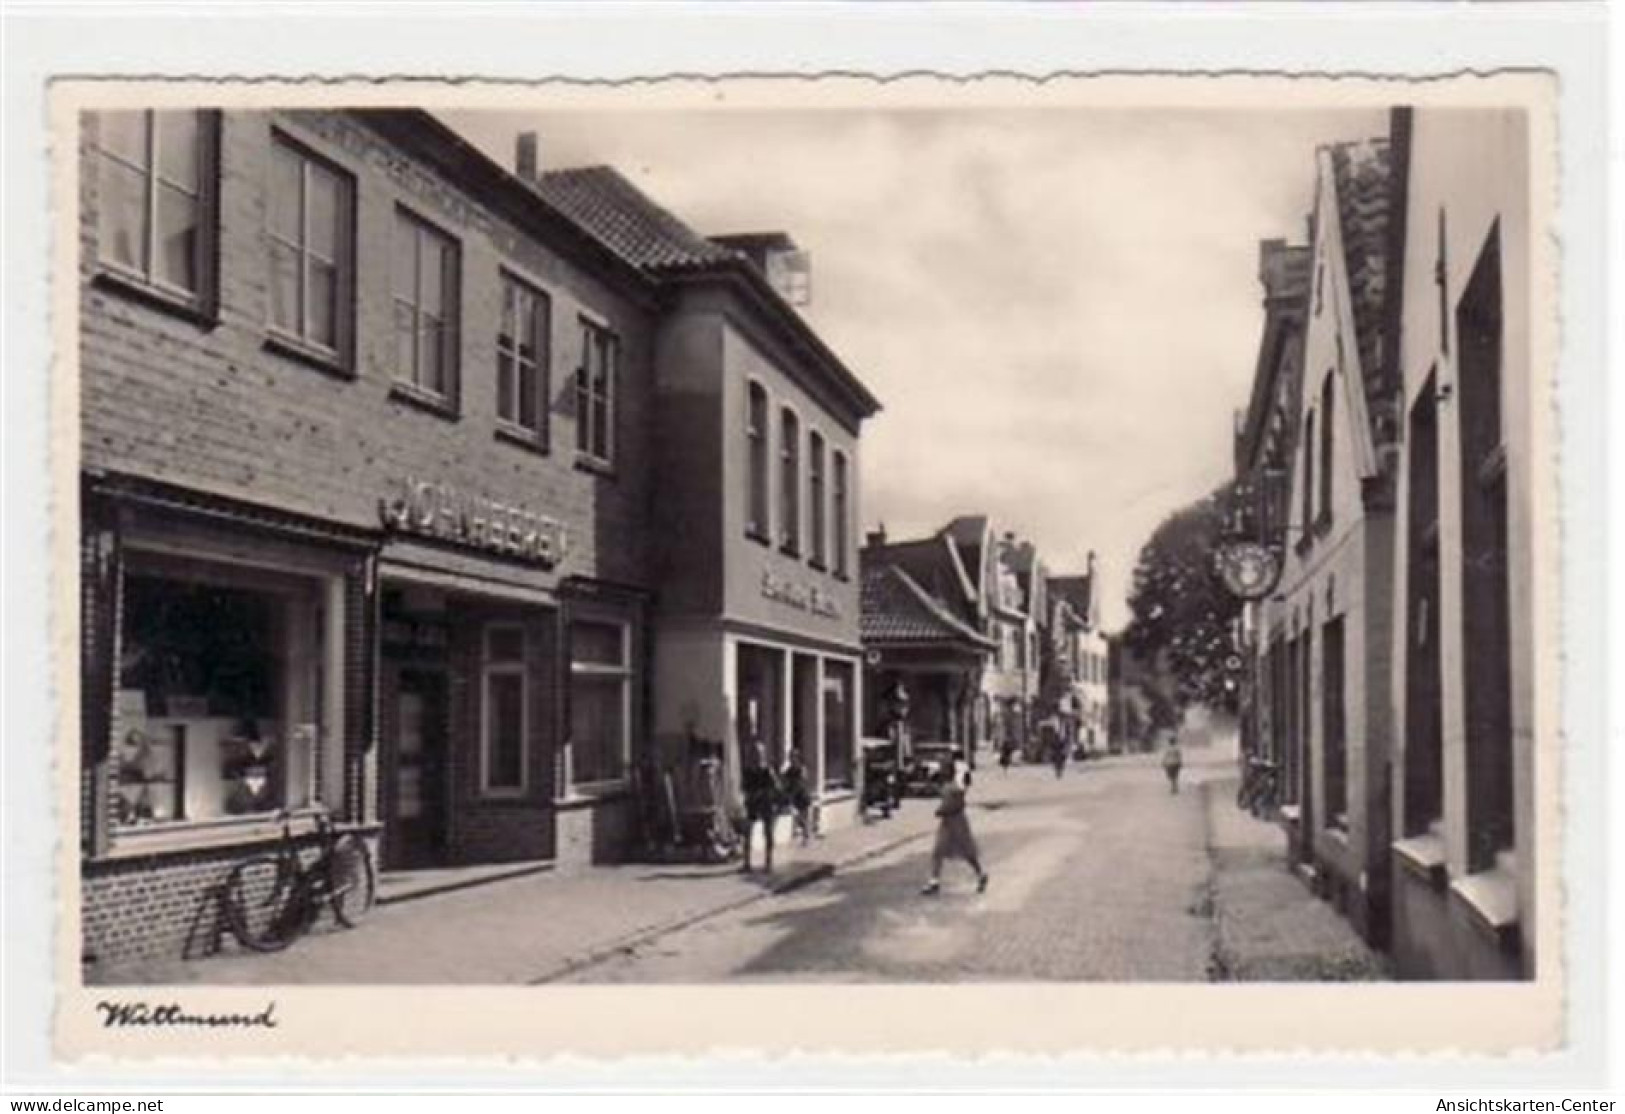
479,622,530,798
99,538,348,857
566,614,634,794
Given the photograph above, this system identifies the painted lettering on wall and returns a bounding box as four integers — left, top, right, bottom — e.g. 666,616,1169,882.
761,569,840,619
379,477,567,567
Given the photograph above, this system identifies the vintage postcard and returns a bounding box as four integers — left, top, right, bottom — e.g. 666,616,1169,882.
48,70,1563,1062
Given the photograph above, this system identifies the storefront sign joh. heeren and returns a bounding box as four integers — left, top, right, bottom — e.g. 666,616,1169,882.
379,477,568,566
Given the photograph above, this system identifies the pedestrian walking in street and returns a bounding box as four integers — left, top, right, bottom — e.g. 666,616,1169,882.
922,749,988,896
781,747,813,846
1044,715,1067,780
1161,734,1184,795
998,737,1015,775
740,743,782,873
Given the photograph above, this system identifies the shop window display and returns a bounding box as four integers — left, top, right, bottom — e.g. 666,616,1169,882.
570,620,630,787
113,562,326,829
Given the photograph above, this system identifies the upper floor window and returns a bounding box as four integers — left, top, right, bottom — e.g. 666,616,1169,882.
808,430,827,568
575,319,617,466
1318,372,1335,525
1300,408,1316,548
269,136,354,362
779,409,801,554
392,208,461,406
745,382,770,541
497,274,550,443
832,450,850,578
94,109,216,310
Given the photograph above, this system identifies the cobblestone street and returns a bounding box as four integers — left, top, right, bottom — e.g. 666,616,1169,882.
560,746,1388,983
97,745,1387,985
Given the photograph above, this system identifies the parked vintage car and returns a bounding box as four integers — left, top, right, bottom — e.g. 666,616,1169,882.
901,740,959,797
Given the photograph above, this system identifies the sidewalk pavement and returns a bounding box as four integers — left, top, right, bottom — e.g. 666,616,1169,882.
92,795,942,986
1202,775,1391,981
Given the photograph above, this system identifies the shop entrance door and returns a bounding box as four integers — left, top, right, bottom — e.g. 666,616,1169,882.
387,667,449,870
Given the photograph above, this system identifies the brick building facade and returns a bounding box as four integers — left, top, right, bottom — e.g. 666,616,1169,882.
77,108,877,967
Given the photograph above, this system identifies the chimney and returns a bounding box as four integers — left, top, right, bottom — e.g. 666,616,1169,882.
515,132,539,182
1087,550,1098,576
710,232,811,307
865,523,887,549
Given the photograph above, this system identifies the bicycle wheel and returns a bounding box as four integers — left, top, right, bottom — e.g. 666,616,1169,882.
327,832,377,928
223,855,307,952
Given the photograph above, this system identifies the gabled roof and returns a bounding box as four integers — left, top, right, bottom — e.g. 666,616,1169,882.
937,515,990,611
1048,574,1095,627
534,166,739,273
860,565,998,650
1329,140,1394,399
1235,241,1311,475
861,536,978,625
531,164,881,421
1315,137,1400,483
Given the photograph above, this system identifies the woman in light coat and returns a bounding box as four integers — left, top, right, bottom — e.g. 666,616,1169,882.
921,749,989,895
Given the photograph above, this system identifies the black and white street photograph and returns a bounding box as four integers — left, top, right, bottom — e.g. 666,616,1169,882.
64,80,1554,1004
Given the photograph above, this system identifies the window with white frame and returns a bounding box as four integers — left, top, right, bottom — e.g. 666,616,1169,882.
569,619,631,787
497,273,550,442
808,430,827,567
481,625,527,794
392,208,460,404
779,408,801,553
746,381,770,540
575,319,617,466
94,109,216,307
832,450,850,577
269,136,353,361
113,552,338,829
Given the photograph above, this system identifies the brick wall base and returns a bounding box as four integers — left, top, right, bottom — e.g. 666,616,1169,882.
81,831,375,969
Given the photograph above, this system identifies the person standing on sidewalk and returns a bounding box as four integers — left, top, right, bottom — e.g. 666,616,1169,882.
922,749,989,896
780,747,813,846
1161,733,1184,795
1044,715,1067,780
740,743,782,873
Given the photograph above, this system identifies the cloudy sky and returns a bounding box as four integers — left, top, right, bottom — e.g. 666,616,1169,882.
442,104,1387,629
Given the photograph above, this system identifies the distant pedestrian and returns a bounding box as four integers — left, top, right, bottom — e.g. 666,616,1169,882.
1044,716,1066,780
1161,735,1184,795
998,737,1015,774
740,742,782,873
781,747,813,846
922,749,988,896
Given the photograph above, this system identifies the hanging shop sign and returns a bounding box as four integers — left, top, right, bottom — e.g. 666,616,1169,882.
1213,541,1283,602
379,477,567,567
761,569,841,619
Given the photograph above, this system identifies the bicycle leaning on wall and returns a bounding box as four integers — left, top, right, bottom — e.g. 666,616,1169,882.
222,809,377,953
